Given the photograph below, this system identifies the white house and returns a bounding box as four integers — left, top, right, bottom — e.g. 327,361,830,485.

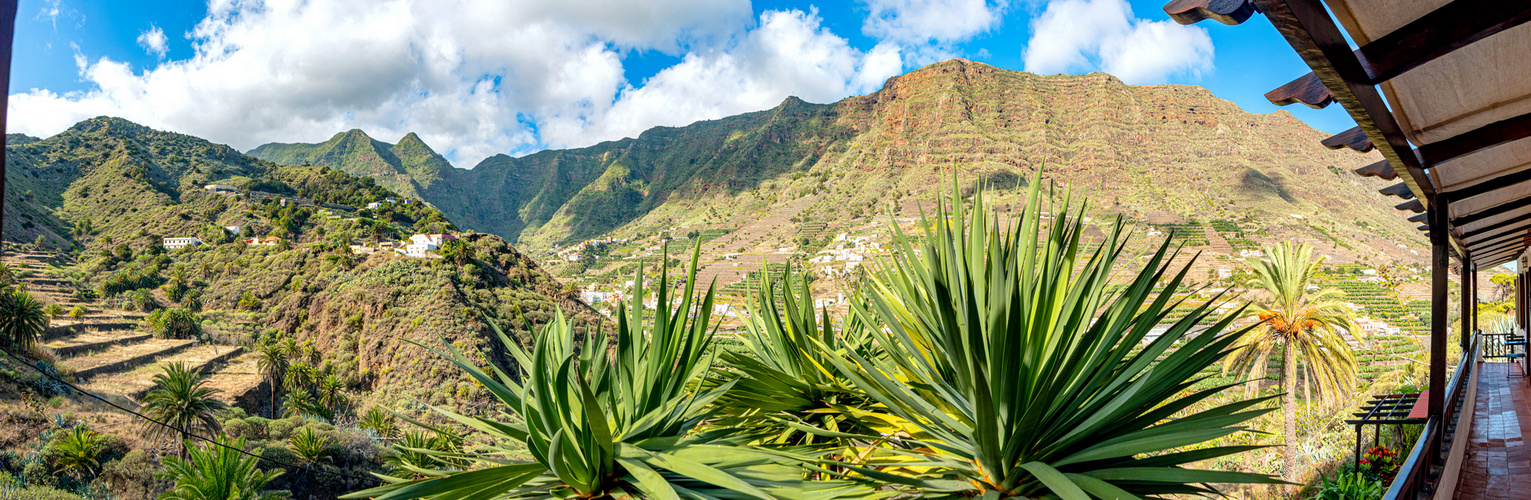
223,226,241,235
204,184,239,193
410,234,456,247
402,242,438,257
163,237,204,250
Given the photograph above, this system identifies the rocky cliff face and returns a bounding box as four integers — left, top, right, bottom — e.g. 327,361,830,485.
249,59,1417,263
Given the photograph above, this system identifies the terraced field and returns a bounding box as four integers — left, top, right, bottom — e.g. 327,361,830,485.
6,253,266,410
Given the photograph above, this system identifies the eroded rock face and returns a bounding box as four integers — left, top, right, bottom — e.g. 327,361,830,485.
246,59,1416,268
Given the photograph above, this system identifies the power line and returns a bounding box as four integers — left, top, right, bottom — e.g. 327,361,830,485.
0,346,383,486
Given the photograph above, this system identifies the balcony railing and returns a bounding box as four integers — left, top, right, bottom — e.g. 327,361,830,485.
1383,333,1479,499
1482,332,1518,360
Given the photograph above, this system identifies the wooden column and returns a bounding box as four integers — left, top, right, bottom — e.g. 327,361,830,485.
1461,258,1472,350
1429,199,1449,419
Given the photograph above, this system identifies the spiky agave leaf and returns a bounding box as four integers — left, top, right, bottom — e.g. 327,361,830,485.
703,266,893,463
818,173,1281,498
344,242,881,500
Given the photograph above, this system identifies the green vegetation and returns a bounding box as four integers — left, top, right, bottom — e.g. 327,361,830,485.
1225,243,1359,482
157,436,288,500
139,363,226,457
0,287,49,352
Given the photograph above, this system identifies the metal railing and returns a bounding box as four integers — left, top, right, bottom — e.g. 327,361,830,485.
1482,332,1519,359
1383,333,1478,499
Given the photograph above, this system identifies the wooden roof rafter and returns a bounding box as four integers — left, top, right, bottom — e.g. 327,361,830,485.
1473,247,1523,267
1167,0,1531,259
1243,0,1437,213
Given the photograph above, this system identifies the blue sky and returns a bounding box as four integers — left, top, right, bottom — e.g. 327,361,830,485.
9,0,1355,167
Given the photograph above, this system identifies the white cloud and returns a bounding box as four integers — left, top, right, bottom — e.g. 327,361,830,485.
8,0,903,166
137,25,168,57
580,9,901,147
860,0,1005,65
1022,0,1212,84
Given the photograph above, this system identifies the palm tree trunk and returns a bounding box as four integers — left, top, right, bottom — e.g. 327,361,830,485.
1282,341,1299,483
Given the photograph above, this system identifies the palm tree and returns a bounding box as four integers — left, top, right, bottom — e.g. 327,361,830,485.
0,288,48,352
283,362,314,393
437,239,475,266
158,436,288,500
1225,242,1359,482
287,427,333,465
141,362,225,457
43,302,64,321
317,374,344,413
255,342,288,418
52,425,105,479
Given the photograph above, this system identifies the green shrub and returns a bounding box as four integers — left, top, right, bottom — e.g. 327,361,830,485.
1,485,87,500
99,449,161,500
1316,472,1384,500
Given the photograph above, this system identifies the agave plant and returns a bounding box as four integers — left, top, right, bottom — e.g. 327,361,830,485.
816,178,1280,498
707,268,887,452
345,245,874,499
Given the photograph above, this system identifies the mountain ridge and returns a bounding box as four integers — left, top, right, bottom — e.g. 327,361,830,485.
246,59,1423,269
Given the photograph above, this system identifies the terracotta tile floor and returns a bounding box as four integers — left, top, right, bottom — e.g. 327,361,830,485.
1454,362,1531,499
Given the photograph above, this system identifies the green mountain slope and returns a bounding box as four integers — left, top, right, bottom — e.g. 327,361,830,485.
2,117,602,414
248,60,1424,272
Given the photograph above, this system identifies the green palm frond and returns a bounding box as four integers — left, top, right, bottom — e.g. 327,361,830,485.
158,436,288,500
52,425,104,478
141,362,225,455
816,175,1280,498
289,427,334,465
1225,242,1359,401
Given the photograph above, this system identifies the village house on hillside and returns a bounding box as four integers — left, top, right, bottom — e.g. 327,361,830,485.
244,237,281,246
163,237,203,250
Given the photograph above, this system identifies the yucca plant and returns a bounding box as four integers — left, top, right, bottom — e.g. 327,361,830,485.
159,436,288,500
817,177,1280,498
345,244,875,499
707,268,887,452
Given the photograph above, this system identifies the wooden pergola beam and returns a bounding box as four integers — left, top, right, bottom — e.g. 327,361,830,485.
1454,195,1531,226
1380,183,1414,199
1354,159,1397,179
1473,236,1524,256
1254,0,1436,210
1465,230,1529,252
1165,0,1258,25
1322,126,1374,152
1354,0,1531,84
1461,211,1531,240
1440,164,1531,201
1473,246,1522,266
1419,110,1531,166
1266,72,1334,108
